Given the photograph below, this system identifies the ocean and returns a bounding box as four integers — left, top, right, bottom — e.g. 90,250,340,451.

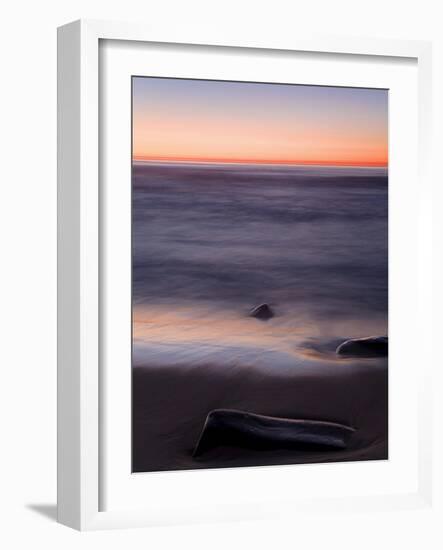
132,161,388,370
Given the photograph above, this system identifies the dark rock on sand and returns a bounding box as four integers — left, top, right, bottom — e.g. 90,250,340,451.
336,336,388,358
249,303,274,321
193,409,355,458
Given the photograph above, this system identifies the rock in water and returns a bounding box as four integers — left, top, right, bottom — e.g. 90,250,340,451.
193,409,355,457
249,303,274,321
336,336,388,358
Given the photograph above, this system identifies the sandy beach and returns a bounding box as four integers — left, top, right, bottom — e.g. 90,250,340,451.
133,354,387,472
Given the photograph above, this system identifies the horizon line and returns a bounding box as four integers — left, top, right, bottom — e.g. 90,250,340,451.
132,156,388,168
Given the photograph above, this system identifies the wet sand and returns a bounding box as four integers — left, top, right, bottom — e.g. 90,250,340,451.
132,357,387,472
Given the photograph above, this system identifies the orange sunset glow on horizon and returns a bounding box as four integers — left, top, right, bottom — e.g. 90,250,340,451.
132,77,388,168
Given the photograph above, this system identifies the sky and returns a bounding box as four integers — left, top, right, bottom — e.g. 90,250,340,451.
132,77,388,167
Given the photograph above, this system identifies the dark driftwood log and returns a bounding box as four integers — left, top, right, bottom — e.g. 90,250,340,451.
193,409,355,458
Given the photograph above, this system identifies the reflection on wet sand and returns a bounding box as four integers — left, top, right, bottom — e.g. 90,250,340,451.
133,304,386,368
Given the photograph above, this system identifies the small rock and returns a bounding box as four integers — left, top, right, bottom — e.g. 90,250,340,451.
249,303,274,321
336,336,388,358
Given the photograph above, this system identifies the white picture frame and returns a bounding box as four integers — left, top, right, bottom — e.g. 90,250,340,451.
57,19,434,531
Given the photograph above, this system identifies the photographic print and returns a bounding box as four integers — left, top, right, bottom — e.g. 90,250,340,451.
131,76,388,473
